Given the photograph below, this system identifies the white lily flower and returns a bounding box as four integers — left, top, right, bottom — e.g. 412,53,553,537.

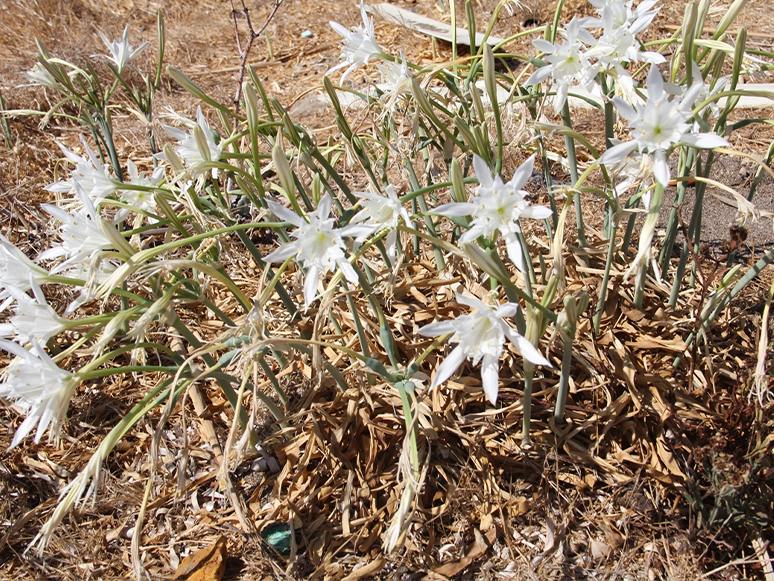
328,1,383,82
585,0,664,97
23,63,60,89
115,160,165,222
375,52,412,113
434,155,552,270
599,65,730,187
46,138,118,206
263,194,359,308
0,339,79,449
342,185,412,263
38,182,117,271
0,235,49,310
97,26,148,74
419,293,551,405
525,17,600,113
0,279,69,344
158,107,222,179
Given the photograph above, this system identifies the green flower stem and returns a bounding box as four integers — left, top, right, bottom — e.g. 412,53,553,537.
78,342,182,383
95,112,123,182
593,218,619,333
258,356,287,407
522,360,535,446
50,322,109,362
399,177,478,205
561,103,587,254
396,381,420,481
346,289,372,356
169,314,250,428
554,332,575,423
659,148,697,274
200,297,237,327
516,229,537,290
634,182,664,309
167,66,245,121
85,365,180,378
620,186,647,254
676,246,774,366
669,166,713,307
748,141,774,202
464,242,557,323
407,137,445,270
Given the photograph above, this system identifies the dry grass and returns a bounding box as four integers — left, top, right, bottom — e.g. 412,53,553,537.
1,0,774,580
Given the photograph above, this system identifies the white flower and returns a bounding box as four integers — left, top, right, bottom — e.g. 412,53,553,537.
115,160,165,222
0,339,79,448
0,280,69,344
97,26,148,74
23,63,60,89
605,140,654,203
418,293,551,405
585,0,664,97
526,17,600,113
434,155,552,269
599,65,729,187
46,138,118,205
263,194,359,308
376,52,412,113
342,185,412,263
159,107,222,179
0,235,49,310
38,182,117,271
328,1,383,82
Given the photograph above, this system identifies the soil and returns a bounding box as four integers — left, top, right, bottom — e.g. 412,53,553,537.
1,0,774,580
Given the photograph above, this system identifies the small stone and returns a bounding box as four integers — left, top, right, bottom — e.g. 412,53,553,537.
301,30,313,38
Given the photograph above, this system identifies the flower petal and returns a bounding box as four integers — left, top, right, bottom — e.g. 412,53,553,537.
481,353,500,405
679,132,729,150
263,242,298,263
508,155,536,191
267,200,304,226
317,193,333,220
455,293,488,312
520,205,553,220
338,258,359,284
515,335,551,367
418,320,456,337
653,148,670,187
473,154,494,190
612,97,637,122
303,265,320,308
504,233,526,271
434,202,477,217
647,65,664,99
431,345,466,389
599,140,639,166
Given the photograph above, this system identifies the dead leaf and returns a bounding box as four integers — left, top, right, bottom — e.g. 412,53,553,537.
174,536,227,581
433,528,488,577
590,538,611,561
341,557,386,581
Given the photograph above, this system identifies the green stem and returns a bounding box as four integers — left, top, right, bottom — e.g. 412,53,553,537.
561,103,586,253
554,339,574,423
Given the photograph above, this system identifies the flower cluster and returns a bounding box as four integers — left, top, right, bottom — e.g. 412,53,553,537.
526,0,665,111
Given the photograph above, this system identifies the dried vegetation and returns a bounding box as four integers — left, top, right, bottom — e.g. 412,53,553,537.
1,0,774,579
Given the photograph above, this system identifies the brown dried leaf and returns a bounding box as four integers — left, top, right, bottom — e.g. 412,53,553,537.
173,536,227,581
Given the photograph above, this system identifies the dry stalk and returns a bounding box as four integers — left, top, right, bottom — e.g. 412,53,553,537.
230,0,285,113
